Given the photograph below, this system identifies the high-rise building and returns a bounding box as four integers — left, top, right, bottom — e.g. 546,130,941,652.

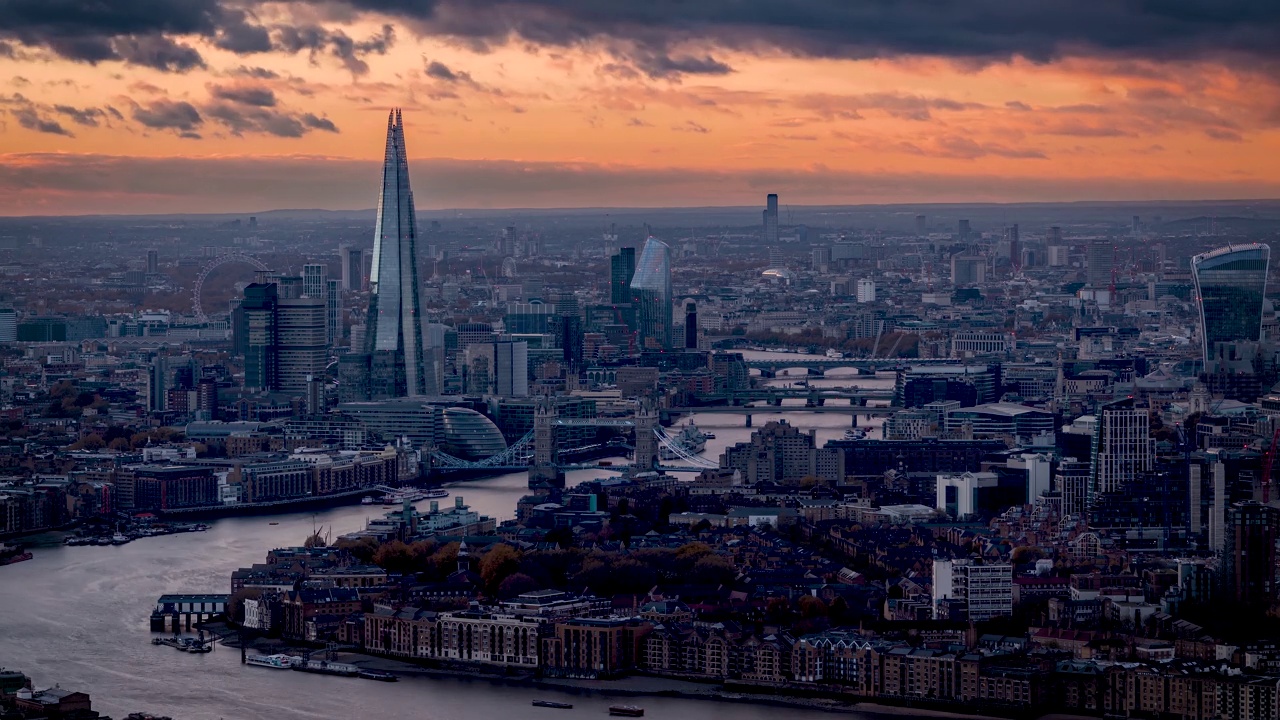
856,279,876,303
1090,399,1152,505
357,109,429,399
932,558,1012,622
493,340,529,397
240,283,279,392
1191,243,1270,370
951,255,986,285
554,292,583,370
630,237,673,350
302,264,326,300
1007,224,1021,273
325,278,342,347
610,247,636,305
958,219,971,241
763,193,779,247
146,249,159,274
340,245,365,291
0,307,15,343
1086,240,1113,287
811,246,831,273
1222,501,1280,607
684,301,698,349
915,214,927,236
148,355,169,412
277,297,327,395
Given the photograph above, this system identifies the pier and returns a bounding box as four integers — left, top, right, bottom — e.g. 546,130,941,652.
150,594,229,632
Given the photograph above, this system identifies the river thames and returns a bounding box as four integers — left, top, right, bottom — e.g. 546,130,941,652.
0,354,899,720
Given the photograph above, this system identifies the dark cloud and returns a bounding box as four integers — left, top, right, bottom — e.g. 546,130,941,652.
204,102,339,137
627,49,733,80
1205,128,1244,142
229,65,280,79
274,23,394,75
325,0,1280,66
425,60,469,83
2,93,114,136
214,9,272,53
12,106,74,136
132,99,203,132
673,120,710,133
110,35,204,71
53,104,108,126
211,84,277,107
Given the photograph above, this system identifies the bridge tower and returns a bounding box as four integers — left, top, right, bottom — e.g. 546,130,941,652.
529,397,564,488
633,399,659,469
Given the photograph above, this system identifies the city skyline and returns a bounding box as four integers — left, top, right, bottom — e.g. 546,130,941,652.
2,3,1280,214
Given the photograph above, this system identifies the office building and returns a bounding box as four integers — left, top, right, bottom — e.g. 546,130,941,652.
340,245,364,291
0,307,15,343
240,283,279,392
932,558,1012,622
1047,245,1069,267
610,247,636,305
148,355,169,412
915,214,927,236
958,219,971,241
554,292,584,370
1090,399,1152,503
277,297,327,395
811,246,831,273
1007,224,1020,273
936,472,999,519
302,263,327,300
1222,501,1280,607
856,279,876,303
944,402,1055,441
325,278,342,347
951,255,986,286
763,193,779,248
146,249,159,274
684,301,698,349
1086,240,1113,287
630,237,673,350
350,109,429,399
1191,243,1270,370
493,340,529,397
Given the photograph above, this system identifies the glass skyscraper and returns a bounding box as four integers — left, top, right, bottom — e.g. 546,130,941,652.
364,109,428,397
630,237,673,350
610,247,636,304
1192,243,1270,367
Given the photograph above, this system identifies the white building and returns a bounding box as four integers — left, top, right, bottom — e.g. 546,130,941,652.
856,279,876,303
935,472,998,519
1092,401,1152,497
932,558,1013,621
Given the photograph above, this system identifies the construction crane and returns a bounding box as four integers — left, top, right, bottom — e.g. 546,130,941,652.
1261,426,1280,504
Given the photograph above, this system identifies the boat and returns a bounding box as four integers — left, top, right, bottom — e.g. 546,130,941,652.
422,488,449,499
659,423,708,461
842,428,867,441
358,669,398,682
361,496,375,505
608,706,644,717
246,654,303,669
268,522,279,526
825,348,844,359
532,700,574,709
703,432,716,439
0,544,33,567
295,659,359,677
110,532,130,545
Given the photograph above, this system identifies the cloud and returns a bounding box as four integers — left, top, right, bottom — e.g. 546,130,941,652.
274,23,394,75
210,84,277,107
674,120,710,133
627,117,652,127
425,60,470,83
12,107,73,136
1205,128,1244,142
3,152,1279,216
1,93,112,136
901,136,1047,160
131,99,203,132
53,104,108,126
228,66,280,79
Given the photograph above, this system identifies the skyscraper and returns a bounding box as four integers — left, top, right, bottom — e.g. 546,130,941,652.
277,297,327,395
1223,501,1280,607
1086,240,1114,288
1191,243,1271,369
240,283,278,392
146,249,159,274
610,247,636,305
325,278,342,347
630,237,673,350
302,264,326,300
1090,399,1152,505
915,214,927,236
763,193,779,248
362,109,428,398
1007,224,1021,273
684,301,698,350
493,340,529,397
340,245,365,291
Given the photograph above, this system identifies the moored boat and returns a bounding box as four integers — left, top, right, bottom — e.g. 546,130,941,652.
295,659,359,677
246,654,303,669
608,706,644,717
358,669,398,682
532,700,573,709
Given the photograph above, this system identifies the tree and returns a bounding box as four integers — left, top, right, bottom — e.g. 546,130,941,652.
498,572,538,599
107,437,131,451
304,532,327,549
480,544,523,595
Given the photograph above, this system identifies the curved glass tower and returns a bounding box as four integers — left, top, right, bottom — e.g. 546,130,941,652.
365,109,428,397
630,237,673,350
1192,243,1270,367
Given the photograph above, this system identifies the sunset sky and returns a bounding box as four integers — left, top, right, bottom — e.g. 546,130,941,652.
2,1,1280,215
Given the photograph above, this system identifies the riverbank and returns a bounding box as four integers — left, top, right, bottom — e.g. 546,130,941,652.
199,622,1039,720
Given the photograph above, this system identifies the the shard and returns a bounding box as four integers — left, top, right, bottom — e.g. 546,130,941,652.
363,109,427,398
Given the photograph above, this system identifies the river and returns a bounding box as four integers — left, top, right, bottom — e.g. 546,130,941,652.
0,351,900,720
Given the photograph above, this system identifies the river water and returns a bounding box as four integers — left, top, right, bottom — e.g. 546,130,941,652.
0,352,898,720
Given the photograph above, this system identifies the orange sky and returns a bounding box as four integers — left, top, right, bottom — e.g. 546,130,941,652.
2,10,1279,215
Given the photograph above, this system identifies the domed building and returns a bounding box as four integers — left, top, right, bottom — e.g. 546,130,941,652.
440,407,508,459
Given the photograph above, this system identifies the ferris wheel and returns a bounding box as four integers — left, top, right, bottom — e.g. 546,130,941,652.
191,252,270,322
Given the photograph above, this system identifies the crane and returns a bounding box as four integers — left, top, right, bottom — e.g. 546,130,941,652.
1261,426,1280,504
